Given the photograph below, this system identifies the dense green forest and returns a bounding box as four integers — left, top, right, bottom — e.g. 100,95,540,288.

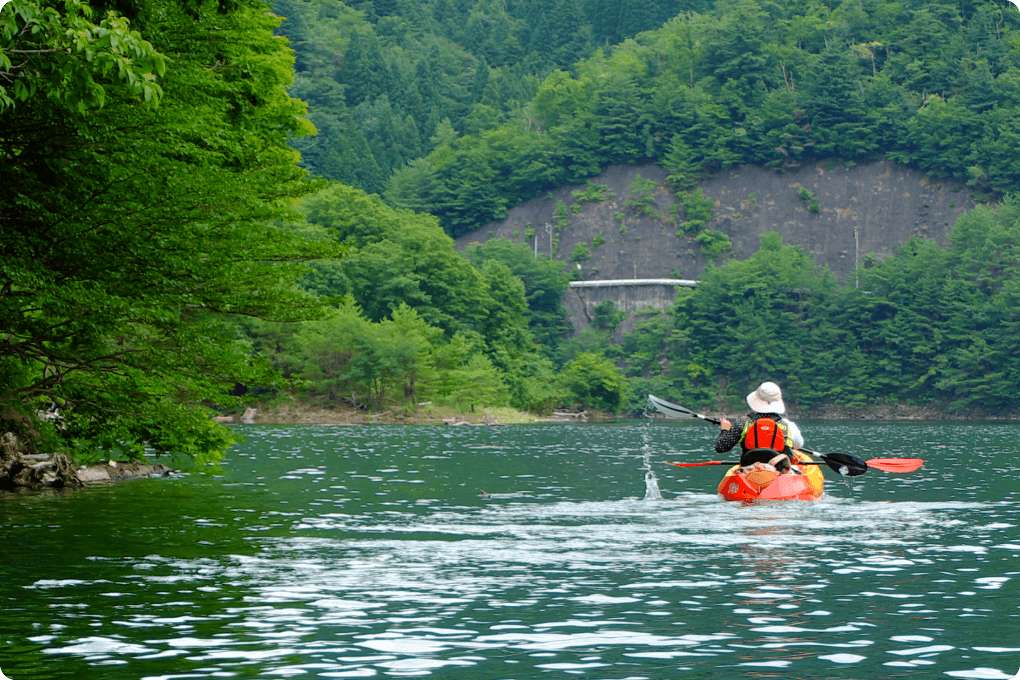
5,0,1020,471
272,0,711,193
339,0,1020,237
262,0,1020,418
250,196,1020,419
252,184,575,413
244,182,635,415
615,201,1020,414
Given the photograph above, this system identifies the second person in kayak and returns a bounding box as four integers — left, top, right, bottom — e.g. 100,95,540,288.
715,381,804,471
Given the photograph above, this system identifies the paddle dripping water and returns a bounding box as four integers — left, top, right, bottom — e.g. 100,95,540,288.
641,422,664,501
643,470,663,500
1,422,1019,680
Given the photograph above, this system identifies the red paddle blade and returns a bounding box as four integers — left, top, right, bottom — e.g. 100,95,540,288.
866,458,924,473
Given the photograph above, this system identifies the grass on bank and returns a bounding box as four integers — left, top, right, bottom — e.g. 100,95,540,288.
240,399,548,425
412,404,539,424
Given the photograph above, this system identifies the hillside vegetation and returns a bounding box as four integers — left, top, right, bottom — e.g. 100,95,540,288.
616,207,1020,416
272,0,710,195
263,0,1020,418
369,0,1020,237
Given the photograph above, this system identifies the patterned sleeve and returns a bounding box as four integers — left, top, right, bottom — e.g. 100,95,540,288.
714,416,746,453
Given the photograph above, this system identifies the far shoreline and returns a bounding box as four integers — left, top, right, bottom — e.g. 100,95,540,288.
5,402,1015,493
227,400,1020,426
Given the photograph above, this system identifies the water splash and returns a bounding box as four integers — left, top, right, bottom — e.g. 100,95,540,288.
640,420,663,500
643,470,663,501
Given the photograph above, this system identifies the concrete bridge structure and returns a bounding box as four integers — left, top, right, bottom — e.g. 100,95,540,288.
565,278,698,337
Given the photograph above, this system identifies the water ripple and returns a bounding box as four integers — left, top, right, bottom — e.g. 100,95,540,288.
5,422,1018,679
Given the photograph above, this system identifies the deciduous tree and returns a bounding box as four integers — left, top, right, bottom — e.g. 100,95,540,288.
1,0,341,460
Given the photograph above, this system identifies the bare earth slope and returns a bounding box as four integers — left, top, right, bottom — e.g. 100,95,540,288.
456,158,974,285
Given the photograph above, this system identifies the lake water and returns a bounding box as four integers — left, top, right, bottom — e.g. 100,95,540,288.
2,421,1019,680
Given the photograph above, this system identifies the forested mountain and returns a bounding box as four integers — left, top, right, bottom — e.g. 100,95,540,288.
264,0,1020,418
271,0,711,194
361,0,1020,238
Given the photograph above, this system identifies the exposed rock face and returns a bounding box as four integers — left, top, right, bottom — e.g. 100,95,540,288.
698,160,972,283
457,158,975,332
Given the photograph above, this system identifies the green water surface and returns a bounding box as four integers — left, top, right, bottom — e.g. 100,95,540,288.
1,421,1018,679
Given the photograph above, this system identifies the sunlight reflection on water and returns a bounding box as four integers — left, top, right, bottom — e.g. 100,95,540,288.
5,422,1019,679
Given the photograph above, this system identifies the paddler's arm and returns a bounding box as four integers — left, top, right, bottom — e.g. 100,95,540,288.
785,419,805,449
715,417,743,453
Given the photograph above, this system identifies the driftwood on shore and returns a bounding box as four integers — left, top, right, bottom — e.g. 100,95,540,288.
1,432,83,490
1,431,173,491
534,410,590,422
441,412,507,426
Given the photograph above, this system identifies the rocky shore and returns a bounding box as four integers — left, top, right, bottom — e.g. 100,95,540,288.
1,432,173,492
235,401,603,426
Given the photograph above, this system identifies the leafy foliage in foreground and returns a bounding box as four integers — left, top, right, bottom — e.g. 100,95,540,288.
1,0,341,461
616,202,1020,414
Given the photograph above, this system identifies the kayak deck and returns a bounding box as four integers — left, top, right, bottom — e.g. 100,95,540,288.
717,454,824,502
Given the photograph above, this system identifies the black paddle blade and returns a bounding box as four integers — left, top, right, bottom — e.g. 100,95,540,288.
816,452,869,477
647,395,722,424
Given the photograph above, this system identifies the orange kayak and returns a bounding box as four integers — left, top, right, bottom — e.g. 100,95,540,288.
717,453,825,502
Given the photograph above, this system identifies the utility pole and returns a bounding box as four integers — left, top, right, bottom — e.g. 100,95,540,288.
545,223,552,257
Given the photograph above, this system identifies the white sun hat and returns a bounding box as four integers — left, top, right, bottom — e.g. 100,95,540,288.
746,381,785,414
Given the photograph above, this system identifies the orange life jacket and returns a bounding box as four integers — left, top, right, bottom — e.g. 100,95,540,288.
743,416,789,453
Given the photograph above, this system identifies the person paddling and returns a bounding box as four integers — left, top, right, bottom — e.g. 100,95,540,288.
715,381,804,471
